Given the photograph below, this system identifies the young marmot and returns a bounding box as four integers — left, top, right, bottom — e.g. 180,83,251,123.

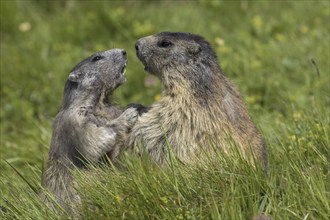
128,32,267,169
40,49,138,210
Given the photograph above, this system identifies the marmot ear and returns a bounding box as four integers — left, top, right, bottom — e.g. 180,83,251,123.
188,43,202,56
68,71,81,82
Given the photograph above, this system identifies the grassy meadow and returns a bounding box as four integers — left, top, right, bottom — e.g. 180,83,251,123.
1,1,329,219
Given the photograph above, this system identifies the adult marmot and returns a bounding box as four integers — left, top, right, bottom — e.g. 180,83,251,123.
128,32,267,168
40,49,138,210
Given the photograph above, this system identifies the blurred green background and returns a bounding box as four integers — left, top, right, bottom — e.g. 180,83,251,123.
1,0,329,197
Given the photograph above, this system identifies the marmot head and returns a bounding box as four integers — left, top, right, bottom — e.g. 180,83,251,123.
135,32,221,98
136,32,219,81
67,49,127,94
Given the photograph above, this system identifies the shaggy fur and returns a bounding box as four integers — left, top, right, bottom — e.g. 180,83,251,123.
128,32,267,168
40,49,138,210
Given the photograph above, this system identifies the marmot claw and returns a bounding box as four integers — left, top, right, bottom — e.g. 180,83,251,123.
126,103,150,115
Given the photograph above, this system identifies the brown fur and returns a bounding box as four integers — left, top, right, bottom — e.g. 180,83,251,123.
127,32,267,168
40,49,138,211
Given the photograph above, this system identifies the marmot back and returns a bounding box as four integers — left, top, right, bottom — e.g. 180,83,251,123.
129,32,267,169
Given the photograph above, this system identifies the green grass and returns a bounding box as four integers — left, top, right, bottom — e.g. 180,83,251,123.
1,1,329,219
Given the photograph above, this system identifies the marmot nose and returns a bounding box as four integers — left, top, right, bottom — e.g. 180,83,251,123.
135,42,139,51
122,50,127,56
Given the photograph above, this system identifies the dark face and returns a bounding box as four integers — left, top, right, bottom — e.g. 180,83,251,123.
135,32,217,80
69,49,127,93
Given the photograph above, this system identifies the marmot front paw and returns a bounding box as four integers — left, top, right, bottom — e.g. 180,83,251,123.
121,107,139,127
126,103,150,115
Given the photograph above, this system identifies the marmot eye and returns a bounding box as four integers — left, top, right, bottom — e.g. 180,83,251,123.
92,56,103,62
158,40,173,48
